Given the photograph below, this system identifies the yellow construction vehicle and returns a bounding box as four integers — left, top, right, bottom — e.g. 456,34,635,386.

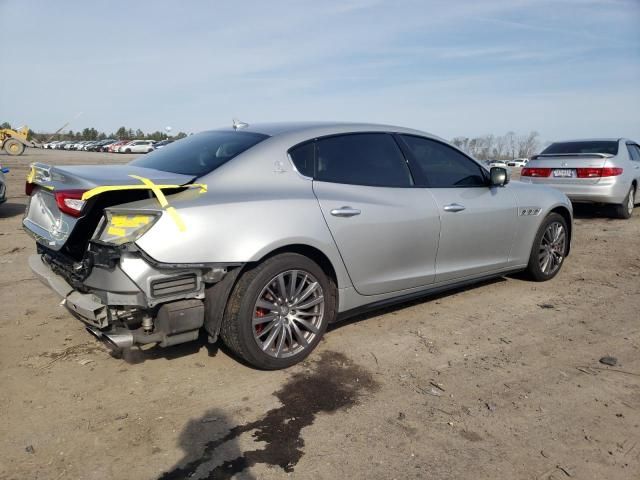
0,126,38,156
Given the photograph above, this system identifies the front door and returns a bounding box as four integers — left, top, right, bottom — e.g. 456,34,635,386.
398,134,517,283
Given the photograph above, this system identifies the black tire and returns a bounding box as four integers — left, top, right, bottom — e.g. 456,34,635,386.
613,186,635,220
124,149,131,154
525,213,569,282
4,138,25,156
220,252,336,369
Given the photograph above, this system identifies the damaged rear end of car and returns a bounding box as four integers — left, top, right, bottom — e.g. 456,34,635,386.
23,161,236,349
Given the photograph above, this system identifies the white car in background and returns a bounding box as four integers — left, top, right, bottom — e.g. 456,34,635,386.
508,158,528,167
488,160,508,169
119,140,155,154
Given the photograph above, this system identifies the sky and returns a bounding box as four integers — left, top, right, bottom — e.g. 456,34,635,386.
1,0,639,142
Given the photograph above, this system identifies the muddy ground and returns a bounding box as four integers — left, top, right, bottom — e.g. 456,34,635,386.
0,149,638,480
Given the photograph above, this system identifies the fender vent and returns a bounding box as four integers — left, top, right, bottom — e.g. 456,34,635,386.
151,274,197,297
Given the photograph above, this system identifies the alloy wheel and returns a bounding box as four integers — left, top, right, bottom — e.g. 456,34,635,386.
539,221,566,275
252,269,325,358
628,189,635,215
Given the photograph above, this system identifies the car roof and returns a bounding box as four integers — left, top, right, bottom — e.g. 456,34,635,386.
549,138,623,143
210,121,444,142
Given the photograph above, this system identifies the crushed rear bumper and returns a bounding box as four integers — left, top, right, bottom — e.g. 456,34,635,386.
28,250,208,347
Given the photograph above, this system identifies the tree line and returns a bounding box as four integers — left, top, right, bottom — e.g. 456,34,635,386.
451,131,541,161
3,120,541,158
0,122,188,142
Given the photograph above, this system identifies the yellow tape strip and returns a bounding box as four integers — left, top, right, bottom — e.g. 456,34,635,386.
26,166,55,190
79,175,207,232
107,226,126,237
129,175,171,208
81,181,207,201
110,214,152,228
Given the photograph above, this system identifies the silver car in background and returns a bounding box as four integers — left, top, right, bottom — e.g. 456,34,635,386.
521,139,640,219
23,122,573,369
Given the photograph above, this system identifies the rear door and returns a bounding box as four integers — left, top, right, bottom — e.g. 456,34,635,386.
398,134,516,283
298,133,441,296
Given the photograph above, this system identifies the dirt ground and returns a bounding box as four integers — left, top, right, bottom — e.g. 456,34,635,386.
0,149,639,480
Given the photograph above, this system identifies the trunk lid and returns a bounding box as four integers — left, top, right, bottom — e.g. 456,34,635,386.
23,163,196,252
526,153,612,185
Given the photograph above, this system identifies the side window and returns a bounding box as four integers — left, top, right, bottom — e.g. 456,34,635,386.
400,135,486,187
315,133,412,187
627,144,640,161
288,142,314,177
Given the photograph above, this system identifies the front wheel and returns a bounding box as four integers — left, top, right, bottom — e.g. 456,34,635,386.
4,138,25,156
613,186,635,219
525,213,569,282
220,253,336,369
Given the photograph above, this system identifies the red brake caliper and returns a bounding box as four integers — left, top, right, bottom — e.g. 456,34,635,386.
255,308,268,334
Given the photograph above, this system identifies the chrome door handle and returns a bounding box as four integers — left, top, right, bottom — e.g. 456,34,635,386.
443,203,466,212
330,206,361,217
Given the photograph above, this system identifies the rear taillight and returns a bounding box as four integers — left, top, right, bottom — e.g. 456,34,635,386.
54,190,87,217
25,182,34,196
521,167,552,177
576,167,623,178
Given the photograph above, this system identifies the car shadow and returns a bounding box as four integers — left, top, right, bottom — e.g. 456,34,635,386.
328,276,506,332
571,203,618,219
157,350,378,479
0,202,26,218
157,407,256,480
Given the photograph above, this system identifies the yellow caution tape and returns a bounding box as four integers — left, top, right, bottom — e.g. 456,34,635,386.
81,179,207,201
110,214,153,228
26,166,55,190
80,175,207,232
107,226,127,237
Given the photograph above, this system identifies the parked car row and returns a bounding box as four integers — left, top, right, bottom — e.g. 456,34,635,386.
482,158,529,169
42,138,173,153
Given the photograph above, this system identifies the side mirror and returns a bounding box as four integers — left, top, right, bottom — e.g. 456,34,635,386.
489,167,509,187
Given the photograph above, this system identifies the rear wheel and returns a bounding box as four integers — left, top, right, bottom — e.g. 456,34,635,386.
613,186,635,219
525,213,568,282
4,139,25,156
124,149,131,154
220,253,336,369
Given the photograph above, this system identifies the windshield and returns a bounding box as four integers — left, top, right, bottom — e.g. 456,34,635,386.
130,131,269,176
541,141,618,156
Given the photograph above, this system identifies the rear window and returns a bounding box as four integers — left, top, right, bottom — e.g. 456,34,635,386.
541,141,619,156
130,131,269,176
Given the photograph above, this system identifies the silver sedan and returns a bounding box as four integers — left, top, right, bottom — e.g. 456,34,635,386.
521,138,640,219
24,122,573,369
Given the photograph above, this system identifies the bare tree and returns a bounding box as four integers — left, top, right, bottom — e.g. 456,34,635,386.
517,131,540,159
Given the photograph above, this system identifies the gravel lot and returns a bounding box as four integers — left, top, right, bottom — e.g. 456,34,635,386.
1,149,639,480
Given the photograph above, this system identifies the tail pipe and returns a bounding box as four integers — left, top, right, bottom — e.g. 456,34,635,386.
86,326,134,349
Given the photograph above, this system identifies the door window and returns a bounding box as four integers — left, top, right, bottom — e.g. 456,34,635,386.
627,144,640,161
315,133,412,187
400,135,487,187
